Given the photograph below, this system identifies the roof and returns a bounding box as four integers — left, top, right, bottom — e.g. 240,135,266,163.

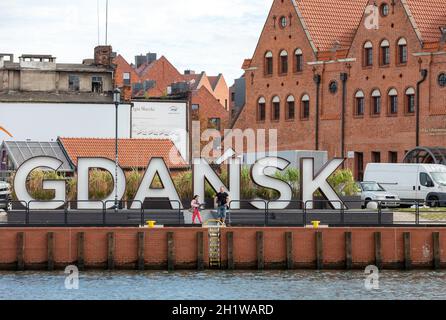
20,54,55,59
404,147,446,165
293,0,368,51
0,92,113,103
135,61,155,76
404,0,446,44
208,76,219,90
58,138,189,170
1,141,73,171
55,64,112,73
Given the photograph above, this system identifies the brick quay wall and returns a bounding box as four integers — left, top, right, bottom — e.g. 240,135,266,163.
0,227,444,271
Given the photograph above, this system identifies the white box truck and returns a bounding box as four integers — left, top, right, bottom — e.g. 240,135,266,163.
364,163,446,207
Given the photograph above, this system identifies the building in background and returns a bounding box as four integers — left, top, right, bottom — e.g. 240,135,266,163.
113,52,230,108
0,138,189,181
59,137,189,172
229,75,246,120
0,46,115,103
113,52,230,157
232,0,446,180
0,140,74,180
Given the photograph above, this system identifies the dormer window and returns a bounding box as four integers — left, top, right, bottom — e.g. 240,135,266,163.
92,76,103,93
272,96,281,121
258,97,266,122
68,75,80,92
398,38,408,64
280,16,287,29
380,40,390,66
301,94,310,120
279,50,288,74
372,89,382,115
286,95,295,120
295,49,303,72
380,3,390,17
355,90,365,116
363,41,373,67
265,51,273,75
388,88,398,115
405,87,415,113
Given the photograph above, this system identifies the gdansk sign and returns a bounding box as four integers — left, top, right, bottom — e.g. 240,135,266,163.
14,156,346,210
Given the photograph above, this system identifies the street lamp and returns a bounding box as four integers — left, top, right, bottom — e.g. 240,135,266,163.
113,88,121,212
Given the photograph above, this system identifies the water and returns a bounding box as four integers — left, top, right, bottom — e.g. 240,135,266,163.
1,270,446,300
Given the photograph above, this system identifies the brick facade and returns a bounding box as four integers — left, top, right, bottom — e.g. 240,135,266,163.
232,0,446,180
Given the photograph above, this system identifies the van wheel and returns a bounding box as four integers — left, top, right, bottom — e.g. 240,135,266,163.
427,196,439,208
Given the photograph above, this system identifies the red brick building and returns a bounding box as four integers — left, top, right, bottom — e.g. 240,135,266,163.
232,0,446,180
113,54,230,146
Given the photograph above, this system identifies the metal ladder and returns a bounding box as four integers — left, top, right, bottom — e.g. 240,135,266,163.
208,226,221,268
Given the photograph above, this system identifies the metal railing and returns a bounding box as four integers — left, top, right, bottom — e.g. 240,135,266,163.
228,200,267,226
1,199,183,227
3,198,446,227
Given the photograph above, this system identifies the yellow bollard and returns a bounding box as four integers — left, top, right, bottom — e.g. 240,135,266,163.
312,221,321,229
146,220,157,228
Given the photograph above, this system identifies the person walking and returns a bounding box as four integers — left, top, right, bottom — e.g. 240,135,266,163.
215,187,230,224
191,195,203,224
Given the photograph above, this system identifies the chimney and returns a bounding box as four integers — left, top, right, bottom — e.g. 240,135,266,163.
94,45,113,67
184,70,195,75
134,52,157,68
146,52,157,64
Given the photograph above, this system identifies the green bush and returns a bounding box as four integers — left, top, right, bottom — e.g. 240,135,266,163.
327,169,358,196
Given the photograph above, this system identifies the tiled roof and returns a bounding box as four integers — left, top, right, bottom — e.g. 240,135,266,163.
294,0,368,51
183,73,201,90
59,138,189,169
135,61,155,77
208,76,219,90
405,0,446,43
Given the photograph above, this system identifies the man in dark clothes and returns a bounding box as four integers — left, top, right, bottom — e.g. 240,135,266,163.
215,187,230,224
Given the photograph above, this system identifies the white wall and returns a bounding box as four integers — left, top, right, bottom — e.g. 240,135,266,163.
0,103,132,141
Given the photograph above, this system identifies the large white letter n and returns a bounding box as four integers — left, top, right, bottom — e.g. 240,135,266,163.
301,158,345,210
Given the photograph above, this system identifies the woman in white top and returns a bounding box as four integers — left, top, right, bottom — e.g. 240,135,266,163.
190,195,203,224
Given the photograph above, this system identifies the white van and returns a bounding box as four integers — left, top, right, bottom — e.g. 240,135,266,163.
364,163,446,207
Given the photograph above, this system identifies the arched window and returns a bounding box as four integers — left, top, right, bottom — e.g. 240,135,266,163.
295,49,303,72
355,90,365,116
257,97,266,122
363,41,373,67
272,96,281,121
398,38,408,64
265,51,273,75
279,50,288,74
405,87,415,114
372,89,381,115
301,94,310,120
380,40,390,66
286,95,295,120
388,88,398,114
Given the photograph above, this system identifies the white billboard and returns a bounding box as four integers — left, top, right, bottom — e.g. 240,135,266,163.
0,103,132,141
131,101,188,161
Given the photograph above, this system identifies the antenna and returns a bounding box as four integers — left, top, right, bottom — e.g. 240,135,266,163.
97,0,100,45
105,0,109,45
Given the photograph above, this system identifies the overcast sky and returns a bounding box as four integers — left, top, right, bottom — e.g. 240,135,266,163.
0,0,271,83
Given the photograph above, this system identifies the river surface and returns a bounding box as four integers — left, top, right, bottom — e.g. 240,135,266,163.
0,270,445,300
